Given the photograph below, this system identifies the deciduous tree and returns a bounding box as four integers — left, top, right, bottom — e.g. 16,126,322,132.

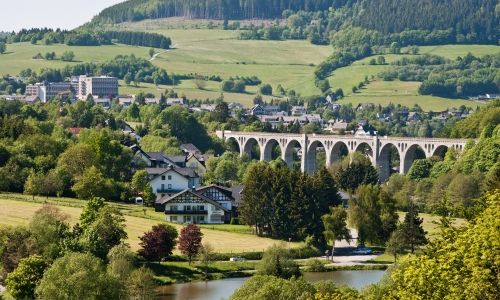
6,255,48,300
178,224,203,264
138,224,178,263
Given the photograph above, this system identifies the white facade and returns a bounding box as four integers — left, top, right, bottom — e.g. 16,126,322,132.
78,76,118,100
149,169,201,199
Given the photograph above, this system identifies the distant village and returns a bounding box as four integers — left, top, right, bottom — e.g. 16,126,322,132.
0,75,491,137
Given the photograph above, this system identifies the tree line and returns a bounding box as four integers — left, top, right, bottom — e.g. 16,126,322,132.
7,28,172,49
19,54,170,86
379,53,500,98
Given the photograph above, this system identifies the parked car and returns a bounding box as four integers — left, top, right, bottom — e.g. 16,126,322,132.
229,256,246,262
352,247,373,255
134,197,144,205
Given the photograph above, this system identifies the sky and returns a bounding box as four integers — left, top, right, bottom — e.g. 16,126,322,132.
0,0,126,32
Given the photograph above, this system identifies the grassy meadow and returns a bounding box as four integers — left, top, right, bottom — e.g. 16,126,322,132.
0,193,300,253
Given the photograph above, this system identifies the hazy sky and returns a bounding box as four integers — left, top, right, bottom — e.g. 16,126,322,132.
0,0,126,32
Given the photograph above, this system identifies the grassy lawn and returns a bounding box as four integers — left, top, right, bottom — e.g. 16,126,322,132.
0,193,301,253
147,260,257,284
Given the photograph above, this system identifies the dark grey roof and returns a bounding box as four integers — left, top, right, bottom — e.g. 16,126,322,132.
180,143,201,153
230,185,244,206
146,152,167,161
167,155,187,164
146,166,198,178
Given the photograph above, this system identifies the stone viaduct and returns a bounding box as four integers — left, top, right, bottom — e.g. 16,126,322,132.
215,131,469,181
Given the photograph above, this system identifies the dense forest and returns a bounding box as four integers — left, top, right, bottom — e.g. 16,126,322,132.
92,0,498,44
92,0,340,23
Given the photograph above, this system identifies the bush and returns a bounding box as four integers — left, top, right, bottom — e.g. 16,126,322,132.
230,217,240,225
307,259,327,272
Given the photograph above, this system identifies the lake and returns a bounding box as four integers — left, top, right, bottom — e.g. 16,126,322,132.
157,270,385,300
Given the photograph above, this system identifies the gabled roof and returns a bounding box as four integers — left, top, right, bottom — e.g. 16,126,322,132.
147,166,199,179
195,184,235,202
156,189,228,211
180,143,201,154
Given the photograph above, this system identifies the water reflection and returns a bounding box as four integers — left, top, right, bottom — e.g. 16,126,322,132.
158,270,385,300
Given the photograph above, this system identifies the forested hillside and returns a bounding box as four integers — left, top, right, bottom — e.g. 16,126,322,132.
93,0,338,23
354,0,498,42
92,0,499,44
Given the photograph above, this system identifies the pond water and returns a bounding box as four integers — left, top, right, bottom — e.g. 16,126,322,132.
157,270,385,300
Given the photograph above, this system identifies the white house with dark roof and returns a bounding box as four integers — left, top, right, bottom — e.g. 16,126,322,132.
158,189,228,224
147,166,201,200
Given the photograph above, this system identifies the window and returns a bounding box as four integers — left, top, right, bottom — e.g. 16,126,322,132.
169,216,177,222
198,216,205,223
168,184,172,189
168,175,172,180
197,205,205,211
161,184,165,190
184,216,192,223
185,205,191,211
161,176,166,180
171,205,178,211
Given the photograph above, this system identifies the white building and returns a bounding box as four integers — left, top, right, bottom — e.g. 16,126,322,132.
147,166,201,200
159,189,228,224
78,76,118,100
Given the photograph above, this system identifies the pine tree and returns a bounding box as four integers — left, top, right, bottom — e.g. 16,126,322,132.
400,205,427,253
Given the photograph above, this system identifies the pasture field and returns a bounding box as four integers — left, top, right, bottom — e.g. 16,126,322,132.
0,42,152,75
0,193,300,253
118,80,280,107
339,80,481,111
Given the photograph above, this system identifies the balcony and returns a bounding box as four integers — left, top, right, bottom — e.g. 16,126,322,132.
156,188,183,194
166,209,208,215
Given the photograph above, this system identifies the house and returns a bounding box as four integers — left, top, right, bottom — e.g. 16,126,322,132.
200,104,217,112
180,144,202,157
354,124,377,137
356,103,375,112
158,189,228,224
291,106,307,116
186,153,208,177
195,185,236,222
166,98,185,106
118,95,135,107
326,120,348,134
130,146,182,168
250,104,266,116
258,115,282,128
305,114,323,126
264,106,280,115
145,98,160,105
147,165,201,200
329,103,342,112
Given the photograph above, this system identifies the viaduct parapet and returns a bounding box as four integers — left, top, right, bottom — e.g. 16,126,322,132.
215,131,469,181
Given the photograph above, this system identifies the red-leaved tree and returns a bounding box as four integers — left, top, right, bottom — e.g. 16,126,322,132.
178,224,203,264
138,224,178,263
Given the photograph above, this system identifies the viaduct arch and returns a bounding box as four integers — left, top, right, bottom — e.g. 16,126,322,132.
216,131,468,181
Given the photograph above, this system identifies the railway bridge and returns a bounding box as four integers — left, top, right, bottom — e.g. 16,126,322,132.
215,131,469,181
